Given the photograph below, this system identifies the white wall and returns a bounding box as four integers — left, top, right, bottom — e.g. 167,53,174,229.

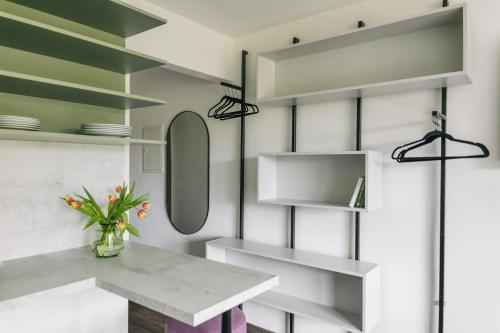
0,141,126,262
130,0,500,332
129,69,240,256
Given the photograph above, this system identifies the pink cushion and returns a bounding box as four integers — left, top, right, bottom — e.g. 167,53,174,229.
166,308,246,333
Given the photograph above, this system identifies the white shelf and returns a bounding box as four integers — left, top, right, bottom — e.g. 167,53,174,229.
160,63,232,85
258,151,383,212
260,198,366,211
254,291,362,332
206,238,376,277
0,129,166,146
256,4,469,106
206,238,380,333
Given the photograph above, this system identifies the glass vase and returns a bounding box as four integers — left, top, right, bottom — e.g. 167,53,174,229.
92,226,124,258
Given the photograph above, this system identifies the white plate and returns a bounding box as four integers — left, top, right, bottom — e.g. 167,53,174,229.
0,119,40,124
81,131,131,135
0,116,40,122
82,128,131,132
80,132,129,137
81,127,130,130
82,123,129,126
0,125,40,131
0,122,40,127
0,120,40,125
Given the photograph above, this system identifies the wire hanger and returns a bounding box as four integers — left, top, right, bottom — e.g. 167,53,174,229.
392,111,489,163
208,83,260,121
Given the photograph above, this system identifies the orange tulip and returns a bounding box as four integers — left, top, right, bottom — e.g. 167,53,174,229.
142,202,151,210
137,210,147,219
108,195,117,204
64,195,74,204
117,220,126,230
115,185,122,193
70,201,82,209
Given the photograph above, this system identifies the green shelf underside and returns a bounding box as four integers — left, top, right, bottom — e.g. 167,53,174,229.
6,0,166,37
0,11,165,73
0,128,167,146
0,70,166,109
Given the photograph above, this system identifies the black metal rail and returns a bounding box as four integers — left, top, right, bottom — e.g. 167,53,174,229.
354,20,365,262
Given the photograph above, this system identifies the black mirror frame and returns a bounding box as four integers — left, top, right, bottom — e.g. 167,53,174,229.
166,111,210,235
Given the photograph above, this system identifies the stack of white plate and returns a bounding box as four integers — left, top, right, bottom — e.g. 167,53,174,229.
81,123,131,137
0,115,40,131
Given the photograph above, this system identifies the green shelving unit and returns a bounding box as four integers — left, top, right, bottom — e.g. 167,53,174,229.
0,69,166,109
0,128,167,146
6,0,167,37
0,11,166,73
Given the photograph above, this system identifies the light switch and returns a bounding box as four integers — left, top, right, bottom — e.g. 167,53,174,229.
142,125,165,173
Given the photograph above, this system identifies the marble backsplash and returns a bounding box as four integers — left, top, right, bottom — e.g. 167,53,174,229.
0,140,126,262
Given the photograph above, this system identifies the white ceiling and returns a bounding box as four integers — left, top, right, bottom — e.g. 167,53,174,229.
148,0,363,37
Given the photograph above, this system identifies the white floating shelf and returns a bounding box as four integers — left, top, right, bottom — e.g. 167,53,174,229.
258,151,383,212
0,129,166,146
254,291,362,332
206,237,376,276
256,4,469,106
160,63,232,85
206,238,380,333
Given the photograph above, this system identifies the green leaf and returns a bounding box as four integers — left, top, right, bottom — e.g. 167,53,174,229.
82,187,105,220
83,216,98,229
126,223,141,237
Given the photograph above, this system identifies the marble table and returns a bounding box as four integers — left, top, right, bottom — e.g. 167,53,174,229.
0,241,278,333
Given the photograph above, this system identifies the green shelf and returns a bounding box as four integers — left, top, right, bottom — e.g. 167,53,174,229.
0,11,166,73
0,128,167,146
0,69,166,109
6,0,166,37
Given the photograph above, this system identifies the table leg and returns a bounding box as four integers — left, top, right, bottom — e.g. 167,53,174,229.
222,309,232,333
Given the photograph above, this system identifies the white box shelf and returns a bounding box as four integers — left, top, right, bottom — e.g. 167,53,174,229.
206,238,381,333
256,4,469,106
258,151,383,212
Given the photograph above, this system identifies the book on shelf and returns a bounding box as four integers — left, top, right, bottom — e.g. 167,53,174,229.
349,177,365,208
355,184,365,208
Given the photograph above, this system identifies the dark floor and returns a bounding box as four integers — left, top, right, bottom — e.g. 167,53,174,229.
129,301,273,333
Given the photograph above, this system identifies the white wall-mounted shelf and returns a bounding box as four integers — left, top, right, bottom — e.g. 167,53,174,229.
256,4,469,106
258,151,383,212
160,63,232,85
0,129,166,146
206,238,381,333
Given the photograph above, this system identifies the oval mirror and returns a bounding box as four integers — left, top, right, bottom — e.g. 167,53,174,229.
166,111,209,234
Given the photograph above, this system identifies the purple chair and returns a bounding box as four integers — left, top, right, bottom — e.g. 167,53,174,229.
166,308,246,333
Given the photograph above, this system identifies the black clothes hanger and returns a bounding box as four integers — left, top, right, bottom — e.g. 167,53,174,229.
208,81,259,121
208,87,230,118
392,111,489,163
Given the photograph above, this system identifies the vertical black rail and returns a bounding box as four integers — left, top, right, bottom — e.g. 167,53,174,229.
438,87,447,333
238,51,248,312
354,20,365,262
222,309,232,333
355,96,362,261
290,105,297,249
438,3,448,332
239,50,248,240
287,36,300,333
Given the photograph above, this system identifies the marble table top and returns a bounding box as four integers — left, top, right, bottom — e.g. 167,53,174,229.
0,241,278,326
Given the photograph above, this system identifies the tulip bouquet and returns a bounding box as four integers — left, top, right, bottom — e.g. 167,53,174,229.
63,182,151,257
